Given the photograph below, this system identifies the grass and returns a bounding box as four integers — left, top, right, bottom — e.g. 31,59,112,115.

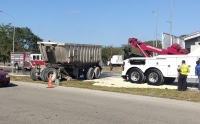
10,75,200,103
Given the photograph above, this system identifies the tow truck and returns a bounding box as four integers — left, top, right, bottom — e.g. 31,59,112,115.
121,38,199,85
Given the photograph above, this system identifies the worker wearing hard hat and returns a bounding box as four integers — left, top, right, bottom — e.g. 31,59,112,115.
195,60,200,90
177,60,190,91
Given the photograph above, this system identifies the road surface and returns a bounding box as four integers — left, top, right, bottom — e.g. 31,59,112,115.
0,81,200,124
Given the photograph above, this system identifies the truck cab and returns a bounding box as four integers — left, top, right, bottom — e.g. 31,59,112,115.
28,54,46,69
10,52,45,70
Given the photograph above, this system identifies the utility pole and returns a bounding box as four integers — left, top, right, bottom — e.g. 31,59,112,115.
170,0,173,45
152,10,157,56
156,5,158,48
152,5,158,56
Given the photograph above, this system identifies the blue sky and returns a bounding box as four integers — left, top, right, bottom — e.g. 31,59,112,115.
0,0,199,47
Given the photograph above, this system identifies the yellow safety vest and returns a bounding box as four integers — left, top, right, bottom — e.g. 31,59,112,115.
179,64,189,75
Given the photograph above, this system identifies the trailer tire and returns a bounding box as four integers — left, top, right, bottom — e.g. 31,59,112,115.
164,77,176,84
94,67,101,79
40,68,48,82
85,67,94,80
41,68,52,82
146,69,164,85
128,68,145,84
45,68,58,82
30,68,40,81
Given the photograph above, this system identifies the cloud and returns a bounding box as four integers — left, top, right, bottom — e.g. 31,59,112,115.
69,10,81,15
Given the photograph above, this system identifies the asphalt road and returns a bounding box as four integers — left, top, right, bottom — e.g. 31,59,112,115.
1,81,200,124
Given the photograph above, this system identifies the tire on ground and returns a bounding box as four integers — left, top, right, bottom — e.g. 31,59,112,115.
163,77,176,84
142,76,146,83
40,68,47,82
44,68,58,82
146,69,164,85
30,68,40,81
128,68,145,84
85,67,94,80
94,67,101,79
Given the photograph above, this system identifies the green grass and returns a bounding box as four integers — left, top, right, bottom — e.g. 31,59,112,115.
10,75,200,103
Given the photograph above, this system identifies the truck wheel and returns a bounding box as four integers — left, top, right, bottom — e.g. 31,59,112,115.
85,67,94,80
142,76,146,83
128,68,144,84
45,68,58,82
164,77,176,84
30,68,39,81
40,68,48,82
146,69,164,85
94,67,101,79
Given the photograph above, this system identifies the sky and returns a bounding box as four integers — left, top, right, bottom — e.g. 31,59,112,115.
0,0,199,47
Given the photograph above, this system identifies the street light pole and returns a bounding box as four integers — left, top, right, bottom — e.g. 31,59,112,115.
152,6,158,56
0,10,15,52
152,4,169,55
165,0,173,45
152,10,157,56
170,0,173,45
156,6,158,48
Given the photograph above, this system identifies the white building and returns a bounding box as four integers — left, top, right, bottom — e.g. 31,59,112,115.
162,31,200,53
184,31,200,52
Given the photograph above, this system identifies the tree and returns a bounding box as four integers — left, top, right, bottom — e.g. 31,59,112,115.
101,40,163,64
0,23,42,62
101,45,124,64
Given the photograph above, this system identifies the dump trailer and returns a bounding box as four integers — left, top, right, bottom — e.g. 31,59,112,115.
30,41,102,82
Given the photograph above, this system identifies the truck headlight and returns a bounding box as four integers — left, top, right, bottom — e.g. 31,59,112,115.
6,75,10,78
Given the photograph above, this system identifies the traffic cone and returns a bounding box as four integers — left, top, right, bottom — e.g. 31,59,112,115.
47,74,53,88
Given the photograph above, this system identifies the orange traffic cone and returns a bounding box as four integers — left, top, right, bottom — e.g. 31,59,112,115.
47,74,53,88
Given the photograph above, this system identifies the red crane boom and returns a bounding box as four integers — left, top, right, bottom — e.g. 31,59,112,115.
128,38,188,57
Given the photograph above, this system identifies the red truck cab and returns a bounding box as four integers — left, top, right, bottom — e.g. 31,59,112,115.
10,52,46,70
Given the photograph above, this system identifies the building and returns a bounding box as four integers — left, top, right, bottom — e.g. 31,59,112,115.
184,31,200,52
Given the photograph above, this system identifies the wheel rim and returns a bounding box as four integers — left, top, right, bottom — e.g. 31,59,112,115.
131,71,140,81
148,72,158,83
48,71,56,80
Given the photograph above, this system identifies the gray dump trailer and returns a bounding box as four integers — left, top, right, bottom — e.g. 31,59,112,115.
30,41,102,82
